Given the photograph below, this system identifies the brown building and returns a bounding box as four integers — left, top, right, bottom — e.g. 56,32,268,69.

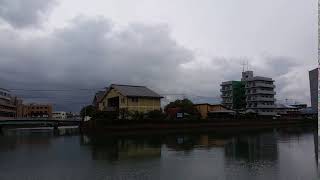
24,104,53,119
194,103,231,119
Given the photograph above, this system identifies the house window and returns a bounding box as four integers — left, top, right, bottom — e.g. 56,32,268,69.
121,98,125,103
131,97,138,102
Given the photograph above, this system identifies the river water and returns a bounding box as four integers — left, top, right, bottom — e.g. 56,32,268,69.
0,127,318,180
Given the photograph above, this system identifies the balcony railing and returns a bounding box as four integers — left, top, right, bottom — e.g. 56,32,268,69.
0,95,11,101
220,89,232,92
245,83,275,88
246,90,276,95
246,97,275,102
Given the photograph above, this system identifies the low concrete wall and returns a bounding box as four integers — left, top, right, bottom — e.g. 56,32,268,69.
81,118,316,134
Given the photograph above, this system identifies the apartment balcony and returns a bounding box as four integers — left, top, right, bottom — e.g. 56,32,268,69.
246,104,275,109
246,97,276,102
0,95,11,101
246,83,275,89
0,108,16,113
246,90,276,95
220,89,232,92
221,94,232,98
0,101,16,108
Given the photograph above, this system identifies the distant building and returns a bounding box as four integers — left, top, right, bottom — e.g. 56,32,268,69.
14,97,26,118
221,71,276,116
309,68,318,114
275,104,299,115
99,84,163,114
24,104,53,119
194,103,231,119
0,88,16,119
52,111,67,120
290,104,308,110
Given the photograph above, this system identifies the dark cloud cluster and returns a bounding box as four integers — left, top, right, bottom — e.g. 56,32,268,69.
0,16,195,111
0,0,57,28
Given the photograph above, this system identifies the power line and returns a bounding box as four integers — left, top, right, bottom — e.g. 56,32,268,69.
8,88,103,92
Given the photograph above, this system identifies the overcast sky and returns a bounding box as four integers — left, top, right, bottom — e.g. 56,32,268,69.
0,0,317,111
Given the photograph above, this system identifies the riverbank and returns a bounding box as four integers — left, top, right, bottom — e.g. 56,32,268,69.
80,118,316,135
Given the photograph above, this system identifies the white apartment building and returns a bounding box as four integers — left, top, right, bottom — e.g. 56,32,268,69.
242,71,276,115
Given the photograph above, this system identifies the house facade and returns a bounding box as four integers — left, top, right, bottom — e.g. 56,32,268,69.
194,103,230,119
99,84,163,114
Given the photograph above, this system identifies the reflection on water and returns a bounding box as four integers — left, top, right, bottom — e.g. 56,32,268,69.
0,127,317,180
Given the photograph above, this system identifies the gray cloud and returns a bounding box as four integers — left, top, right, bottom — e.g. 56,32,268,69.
0,0,57,28
0,17,194,111
0,14,314,111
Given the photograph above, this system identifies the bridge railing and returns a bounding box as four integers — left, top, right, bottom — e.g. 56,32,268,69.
0,118,81,122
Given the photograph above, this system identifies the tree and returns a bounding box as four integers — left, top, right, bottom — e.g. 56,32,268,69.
146,110,166,121
164,98,197,115
129,111,145,121
164,99,200,119
80,105,96,120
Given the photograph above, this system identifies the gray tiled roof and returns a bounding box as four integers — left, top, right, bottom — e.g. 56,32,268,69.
93,90,107,104
110,84,163,98
95,91,105,100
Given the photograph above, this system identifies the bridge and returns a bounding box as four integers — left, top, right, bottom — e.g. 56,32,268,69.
0,119,81,132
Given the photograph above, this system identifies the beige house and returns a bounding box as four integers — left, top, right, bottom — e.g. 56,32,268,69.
99,84,163,113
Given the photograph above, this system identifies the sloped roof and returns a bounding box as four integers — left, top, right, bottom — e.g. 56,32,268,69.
110,84,163,98
299,107,316,114
93,90,107,104
194,103,230,110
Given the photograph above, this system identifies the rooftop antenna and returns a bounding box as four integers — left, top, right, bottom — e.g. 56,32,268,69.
241,61,247,72
246,60,249,71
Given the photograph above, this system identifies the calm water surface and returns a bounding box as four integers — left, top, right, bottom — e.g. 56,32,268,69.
0,127,318,180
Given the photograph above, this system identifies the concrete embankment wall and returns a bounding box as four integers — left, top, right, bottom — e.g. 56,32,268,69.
81,118,316,134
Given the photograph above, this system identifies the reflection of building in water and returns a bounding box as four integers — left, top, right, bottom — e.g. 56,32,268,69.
165,134,228,151
80,136,161,161
224,133,278,162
